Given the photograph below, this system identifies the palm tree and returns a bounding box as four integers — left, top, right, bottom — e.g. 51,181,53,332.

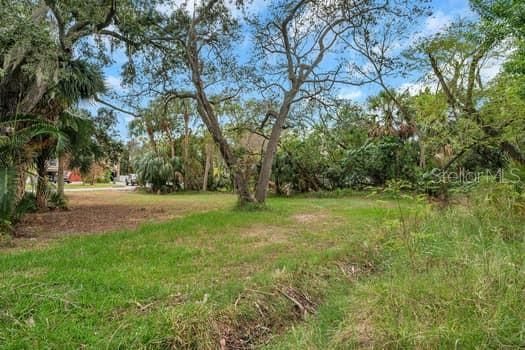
367,91,416,140
134,152,182,193
33,59,106,207
128,97,202,190
0,116,62,234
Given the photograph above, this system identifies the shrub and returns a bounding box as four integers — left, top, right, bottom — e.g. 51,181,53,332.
134,153,182,193
49,192,68,210
344,137,419,188
13,192,38,221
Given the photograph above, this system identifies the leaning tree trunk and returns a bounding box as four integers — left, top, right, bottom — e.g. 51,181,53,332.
195,95,254,203
0,4,50,119
186,34,255,204
255,91,297,203
255,115,286,203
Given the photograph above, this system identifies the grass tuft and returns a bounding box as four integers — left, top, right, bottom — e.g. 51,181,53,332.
234,201,270,212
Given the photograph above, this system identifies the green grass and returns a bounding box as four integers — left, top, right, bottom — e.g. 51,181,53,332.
264,189,525,349
0,191,524,349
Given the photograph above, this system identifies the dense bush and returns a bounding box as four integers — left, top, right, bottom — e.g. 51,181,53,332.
344,137,420,188
133,153,182,193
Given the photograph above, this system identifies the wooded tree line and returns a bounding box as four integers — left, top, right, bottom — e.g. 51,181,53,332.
124,0,524,200
1,0,524,232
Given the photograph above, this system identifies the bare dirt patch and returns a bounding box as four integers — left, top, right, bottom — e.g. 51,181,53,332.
241,224,291,246
239,210,344,252
292,212,330,224
13,191,234,242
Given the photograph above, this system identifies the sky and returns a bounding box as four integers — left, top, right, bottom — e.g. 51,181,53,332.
85,0,482,140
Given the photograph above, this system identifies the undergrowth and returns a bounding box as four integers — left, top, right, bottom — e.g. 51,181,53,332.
1,188,523,349
267,181,525,349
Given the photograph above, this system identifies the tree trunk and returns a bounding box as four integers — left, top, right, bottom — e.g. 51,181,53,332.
183,105,191,190
146,126,158,155
419,140,426,168
186,34,254,204
57,154,65,198
275,174,282,195
255,91,296,203
17,72,50,115
254,117,285,202
163,127,176,159
501,141,525,165
199,99,254,203
15,162,28,203
0,4,50,119
35,154,48,209
202,143,212,191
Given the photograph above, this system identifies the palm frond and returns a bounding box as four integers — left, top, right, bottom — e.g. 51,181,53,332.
56,59,107,104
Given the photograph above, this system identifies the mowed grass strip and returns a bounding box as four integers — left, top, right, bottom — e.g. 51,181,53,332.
0,195,397,349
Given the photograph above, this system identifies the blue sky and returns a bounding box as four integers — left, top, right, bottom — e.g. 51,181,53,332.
87,0,475,140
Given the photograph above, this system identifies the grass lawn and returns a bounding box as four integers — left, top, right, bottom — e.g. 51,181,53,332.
1,193,523,349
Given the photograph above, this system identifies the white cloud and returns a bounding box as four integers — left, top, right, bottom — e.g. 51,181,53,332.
338,88,363,101
480,53,508,83
105,75,124,92
423,11,453,35
404,11,453,50
398,78,440,96
156,0,194,14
